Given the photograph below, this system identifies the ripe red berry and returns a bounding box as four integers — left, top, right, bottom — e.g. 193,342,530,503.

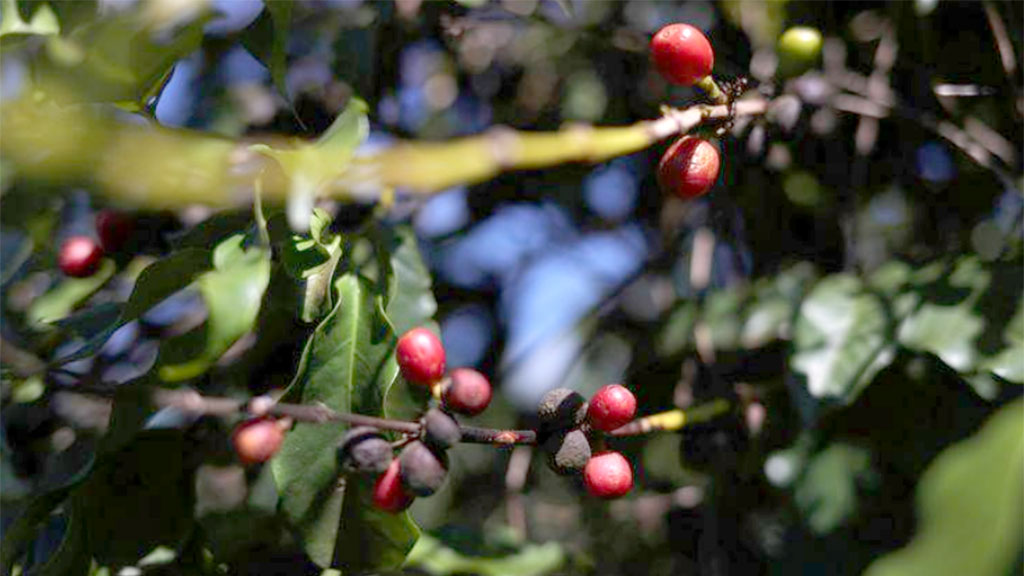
95,210,134,253
583,450,634,499
657,137,721,200
232,418,285,465
650,23,715,86
373,458,414,513
587,384,637,432
396,328,446,386
442,368,493,416
58,236,104,278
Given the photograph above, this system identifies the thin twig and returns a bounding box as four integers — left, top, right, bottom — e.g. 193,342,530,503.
150,389,537,445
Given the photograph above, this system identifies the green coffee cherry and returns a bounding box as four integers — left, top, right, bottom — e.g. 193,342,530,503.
778,26,823,76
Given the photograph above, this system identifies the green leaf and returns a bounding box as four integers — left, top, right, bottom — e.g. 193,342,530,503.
863,399,1024,576
27,259,115,327
38,5,209,109
281,209,343,323
378,226,437,421
272,274,418,570
54,302,121,341
158,235,271,381
28,500,91,576
53,249,211,365
791,274,897,404
265,1,291,99
171,211,254,250
76,431,194,566
0,0,59,48
238,2,291,99
405,531,566,576
655,302,696,357
0,457,92,576
897,257,1024,384
249,98,369,231
382,226,437,336
793,442,877,535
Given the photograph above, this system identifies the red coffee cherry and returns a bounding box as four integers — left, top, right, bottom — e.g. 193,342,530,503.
650,23,715,86
95,210,134,253
442,368,493,416
396,328,446,386
657,137,721,200
232,418,285,465
583,450,634,499
58,236,104,278
372,458,414,513
587,384,637,432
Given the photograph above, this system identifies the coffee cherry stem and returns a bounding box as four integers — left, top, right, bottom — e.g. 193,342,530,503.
606,398,731,437
696,75,729,105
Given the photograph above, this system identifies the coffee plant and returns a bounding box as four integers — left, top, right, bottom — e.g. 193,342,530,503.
0,1,1021,575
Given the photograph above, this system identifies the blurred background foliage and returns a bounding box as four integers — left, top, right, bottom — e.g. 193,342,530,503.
0,0,1021,575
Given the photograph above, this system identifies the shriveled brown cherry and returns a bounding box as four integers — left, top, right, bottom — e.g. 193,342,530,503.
232,417,285,465
650,23,715,86
396,328,446,386
657,137,721,200
372,458,414,513
442,368,493,416
587,384,637,432
583,450,634,499
58,236,104,278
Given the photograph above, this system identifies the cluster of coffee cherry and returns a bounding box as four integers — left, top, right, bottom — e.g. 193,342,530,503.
57,210,133,278
154,21,723,509
229,325,644,509
650,23,723,201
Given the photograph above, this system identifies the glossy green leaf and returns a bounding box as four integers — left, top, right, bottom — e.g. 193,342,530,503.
794,442,877,535
272,274,417,570
76,431,193,566
791,274,897,404
27,259,115,327
863,399,1023,576
158,235,271,381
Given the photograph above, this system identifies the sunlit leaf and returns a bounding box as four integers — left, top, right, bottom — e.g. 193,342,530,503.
863,399,1023,576
27,259,115,327
272,274,417,570
791,274,896,404
0,0,59,49
157,235,271,381
405,530,565,576
793,442,878,535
